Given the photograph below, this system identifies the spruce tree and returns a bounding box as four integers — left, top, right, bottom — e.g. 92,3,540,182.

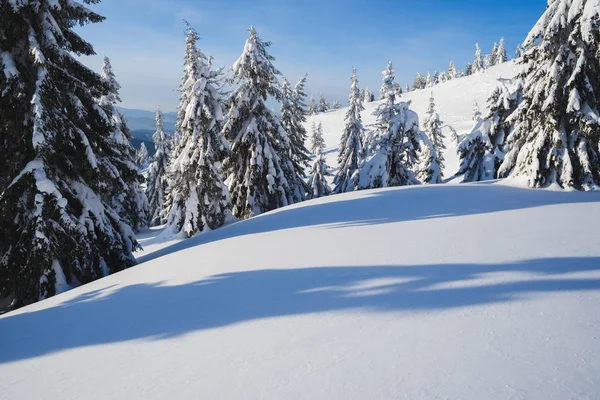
473,101,482,120
222,27,303,218
498,0,600,189
496,37,508,64
166,24,232,238
146,109,170,226
333,68,364,193
281,76,311,200
318,92,330,113
307,151,332,198
515,43,523,59
307,94,317,115
136,143,150,168
486,42,499,68
333,100,342,109
98,57,148,232
413,72,424,90
456,81,520,182
448,61,457,79
418,93,445,184
465,61,473,76
405,83,410,93
355,62,421,189
0,0,138,308
473,43,484,72
310,122,326,155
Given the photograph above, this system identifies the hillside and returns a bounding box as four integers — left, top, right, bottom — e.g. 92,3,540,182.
2,62,600,399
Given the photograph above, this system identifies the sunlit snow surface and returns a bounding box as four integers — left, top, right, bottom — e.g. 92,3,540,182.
1,63,600,399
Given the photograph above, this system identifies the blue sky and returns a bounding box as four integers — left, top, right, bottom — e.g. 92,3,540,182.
80,0,547,112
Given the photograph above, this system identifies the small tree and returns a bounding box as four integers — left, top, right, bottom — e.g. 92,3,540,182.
307,94,317,115
332,100,342,109
310,122,326,155
448,61,457,79
146,109,170,226
496,37,507,64
136,143,150,168
318,92,330,112
418,93,445,184
307,150,332,198
473,43,484,72
472,101,482,121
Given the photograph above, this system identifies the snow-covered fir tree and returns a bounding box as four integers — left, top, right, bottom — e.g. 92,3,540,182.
222,27,304,218
332,99,342,109
165,24,232,238
146,109,170,226
405,83,410,93
448,125,460,146
281,76,311,197
318,92,330,112
413,72,424,90
98,57,148,232
0,1,139,309
448,61,457,79
497,0,600,189
307,151,332,198
515,43,523,59
496,37,507,64
307,94,317,115
418,93,445,184
425,72,433,87
355,62,421,189
472,101,482,120
485,42,499,69
334,68,364,193
310,122,326,155
456,80,521,182
473,43,484,72
136,143,150,168
465,61,473,76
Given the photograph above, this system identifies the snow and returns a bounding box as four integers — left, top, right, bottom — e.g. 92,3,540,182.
2,61,600,399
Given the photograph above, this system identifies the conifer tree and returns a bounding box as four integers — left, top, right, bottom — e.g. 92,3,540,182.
281,76,311,198
425,72,433,87
496,37,508,64
307,151,332,198
310,122,326,155
307,94,317,116
465,62,473,76
98,57,148,232
413,72,424,90
333,100,342,109
166,24,232,237
418,93,445,184
486,42,499,68
136,143,150,168
473,43,484,72
498,0,600,189
448,61,457,79
456,81,521,182
0,0,138,308
405,83,410,93
355,62,421,189
515,43,523,59
146,109,170,226
334,68,364,193
472,101,482,121
318,92,330,112
222,27,303,218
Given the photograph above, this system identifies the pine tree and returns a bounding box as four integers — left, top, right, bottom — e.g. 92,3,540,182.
472,101,482,120
498,0,600,189
307,94,317,116
334,68,364,193
0,1,139,309
222,27,303,218
456,81,521,182
146,109,170,226
333,99,342,109
98,57,148,232
486,42,499,68
413,72,424,90
465,61,473,76
448,61,457,79
448,125,460,146
307,151,332,198
425,72,433,87
310,122,326,155
418,93,445,184
515,43,523,59
282,75,311,198
355,62,421,189
405,83,410,93
496,37,507,64
318,92,330,112
165,24,232,238
473,43,484,72
136,143,150,168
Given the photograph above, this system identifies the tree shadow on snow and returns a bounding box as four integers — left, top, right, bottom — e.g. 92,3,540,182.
1,256,599,363
137,184,600,264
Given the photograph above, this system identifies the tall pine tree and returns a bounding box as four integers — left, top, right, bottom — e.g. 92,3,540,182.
0,1,138,309
222,27,303,218
333,68,364,193
418,93,445,184
146,109,170,226
166,24,232,237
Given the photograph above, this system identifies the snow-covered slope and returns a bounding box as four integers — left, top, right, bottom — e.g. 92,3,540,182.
1,179,600,399
310,62,516,178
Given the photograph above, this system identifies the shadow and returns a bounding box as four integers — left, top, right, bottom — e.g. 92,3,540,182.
1,257,599,363
137,184,600,264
